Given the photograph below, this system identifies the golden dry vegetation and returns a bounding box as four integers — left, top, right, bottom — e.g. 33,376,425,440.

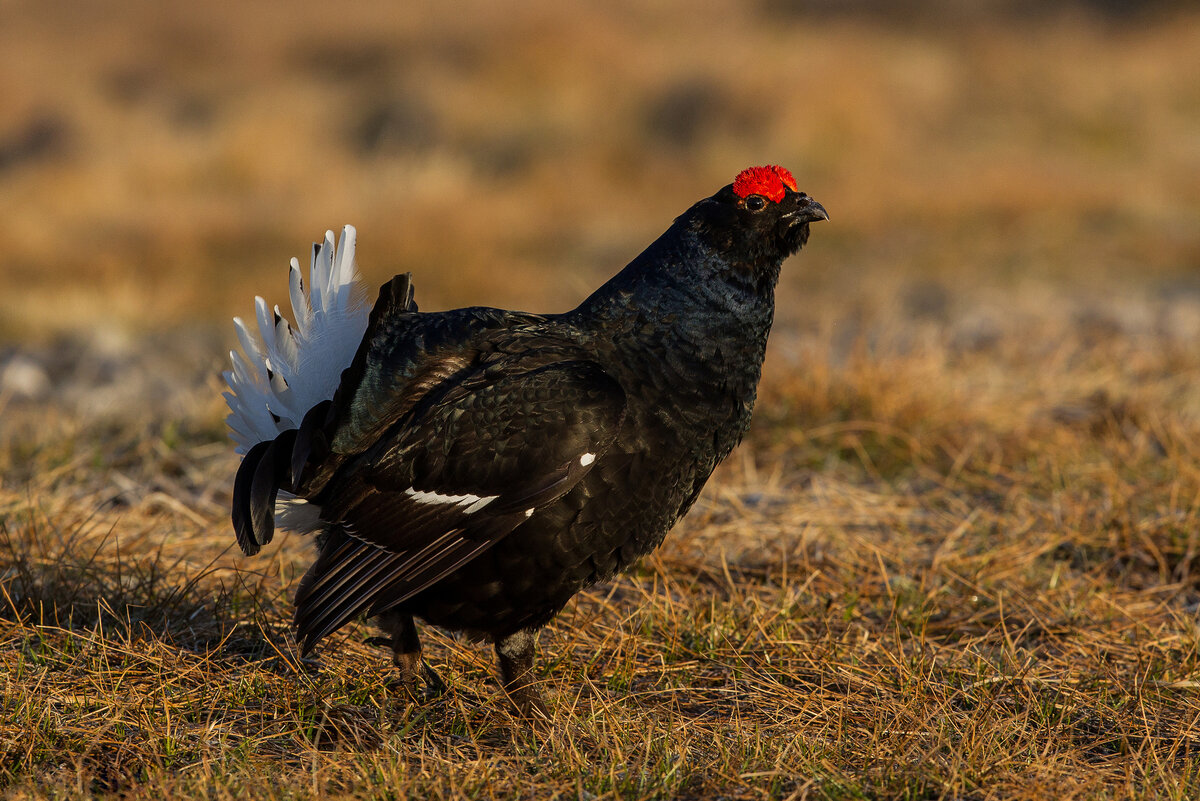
3,1,1200,798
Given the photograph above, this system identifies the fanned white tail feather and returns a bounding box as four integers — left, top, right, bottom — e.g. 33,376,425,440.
223,225,370,455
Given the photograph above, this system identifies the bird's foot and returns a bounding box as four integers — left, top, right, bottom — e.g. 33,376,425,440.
393,650,446,702
365,634,444,701
496,628,549,719
505,683,549,720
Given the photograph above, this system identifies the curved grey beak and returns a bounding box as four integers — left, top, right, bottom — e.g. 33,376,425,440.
798,198,829,222
784,195,828,225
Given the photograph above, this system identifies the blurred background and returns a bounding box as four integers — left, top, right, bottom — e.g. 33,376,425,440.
0,0,1198,441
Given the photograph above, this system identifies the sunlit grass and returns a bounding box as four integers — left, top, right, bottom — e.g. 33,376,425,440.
3,309,1200,797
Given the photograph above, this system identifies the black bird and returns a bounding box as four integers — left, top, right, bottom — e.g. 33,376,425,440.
224,165,827,712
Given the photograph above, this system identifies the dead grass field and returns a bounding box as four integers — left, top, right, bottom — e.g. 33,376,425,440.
3,1,1200,798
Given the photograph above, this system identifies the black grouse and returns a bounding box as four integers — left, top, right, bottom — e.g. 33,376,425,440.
224,165,827,712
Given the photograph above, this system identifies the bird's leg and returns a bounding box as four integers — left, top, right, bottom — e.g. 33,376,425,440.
496,628,546,716
371,611,444,700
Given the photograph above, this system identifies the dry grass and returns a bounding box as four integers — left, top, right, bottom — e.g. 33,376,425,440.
4,312,1200,799
3,1,1200,799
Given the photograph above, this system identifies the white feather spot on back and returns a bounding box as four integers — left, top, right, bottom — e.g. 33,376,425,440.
463,495,497,514
580,452,596,466
405,487,499,509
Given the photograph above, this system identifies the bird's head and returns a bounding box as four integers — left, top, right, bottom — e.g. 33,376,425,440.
687,165,828,274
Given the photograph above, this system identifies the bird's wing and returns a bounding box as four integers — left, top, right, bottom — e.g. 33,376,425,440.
323,280,547,465
292,357,626,652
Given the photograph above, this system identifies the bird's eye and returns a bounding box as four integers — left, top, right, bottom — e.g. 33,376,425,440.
745,195,767,212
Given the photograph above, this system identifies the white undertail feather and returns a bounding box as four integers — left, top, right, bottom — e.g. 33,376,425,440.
223,225,370,455
274,492,326,534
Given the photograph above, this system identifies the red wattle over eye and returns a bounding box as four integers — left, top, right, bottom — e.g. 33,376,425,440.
732,165,797,204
